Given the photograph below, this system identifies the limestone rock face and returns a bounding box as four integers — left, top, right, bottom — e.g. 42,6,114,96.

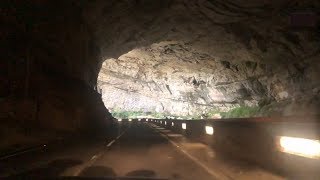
89,0,319,117
98,40,319,117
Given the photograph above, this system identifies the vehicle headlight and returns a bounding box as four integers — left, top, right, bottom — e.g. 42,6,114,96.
118,119,122,122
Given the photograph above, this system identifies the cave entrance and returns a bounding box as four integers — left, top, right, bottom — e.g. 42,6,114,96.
97,41,243,120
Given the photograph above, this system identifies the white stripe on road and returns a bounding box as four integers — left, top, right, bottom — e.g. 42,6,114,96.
116,129,127,140
106,140,115,147
106,127,129,147
0,145,46,160
74,127,129,176
91,155,98,160
150,124,232,180
73,152,102,176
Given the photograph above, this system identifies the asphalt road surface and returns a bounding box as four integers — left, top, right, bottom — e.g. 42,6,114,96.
1,122,220,179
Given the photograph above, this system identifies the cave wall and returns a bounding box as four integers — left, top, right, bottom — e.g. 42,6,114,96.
92,0,319,117
1,0,319,137
1,1,111,136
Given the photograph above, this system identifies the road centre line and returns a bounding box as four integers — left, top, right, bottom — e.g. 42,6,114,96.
150,124,232,180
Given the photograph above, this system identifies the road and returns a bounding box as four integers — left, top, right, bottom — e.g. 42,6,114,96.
1,122,217,179
1,122,282,179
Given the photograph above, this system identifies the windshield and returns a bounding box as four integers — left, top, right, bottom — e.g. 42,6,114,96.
1,0,319,179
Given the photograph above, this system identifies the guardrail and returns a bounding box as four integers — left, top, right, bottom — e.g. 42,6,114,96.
118,116,320,177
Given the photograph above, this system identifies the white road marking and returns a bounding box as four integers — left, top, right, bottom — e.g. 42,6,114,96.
116,129,127,140
150,124,232,180
73,127,129,176
91,155,98,160
106,140,115,147
0,146,45,160
73,153,103,176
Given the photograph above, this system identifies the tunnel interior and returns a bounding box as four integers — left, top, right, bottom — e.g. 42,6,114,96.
1,0,320,155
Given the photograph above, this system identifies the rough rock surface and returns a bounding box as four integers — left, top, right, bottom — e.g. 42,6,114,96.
1,1,112,149
98,40,319,117
1,0,320,138
93,0,319,117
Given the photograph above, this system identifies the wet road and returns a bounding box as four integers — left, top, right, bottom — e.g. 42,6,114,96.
1,122,283,180
73,123,216,179
1,123,216,179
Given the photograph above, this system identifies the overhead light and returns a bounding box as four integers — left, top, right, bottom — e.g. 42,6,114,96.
182,123,186,130
118,119,122,122
205,126,214,135
128,119,132,122
278,136,320,159
172,122,174,126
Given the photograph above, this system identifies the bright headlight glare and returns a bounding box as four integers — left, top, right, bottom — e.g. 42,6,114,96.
172,122,174,126
118,119,122,122
138,119,141,121
182,123,186,130
128,119,132,122
205,126,214,135
279,136,320,159
146,119,148,122
165,121,167,125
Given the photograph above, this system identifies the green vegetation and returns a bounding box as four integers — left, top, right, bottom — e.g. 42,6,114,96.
111,105,264,119
111,110,168,119
111,111,143,119
220,106,260,118
205,108,221,118
110,109,202,119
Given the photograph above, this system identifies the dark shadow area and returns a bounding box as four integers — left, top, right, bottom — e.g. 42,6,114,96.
8,158,82,178
79,166,116,177
60,167,166,180
112,123,169,149
125,169,156,178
